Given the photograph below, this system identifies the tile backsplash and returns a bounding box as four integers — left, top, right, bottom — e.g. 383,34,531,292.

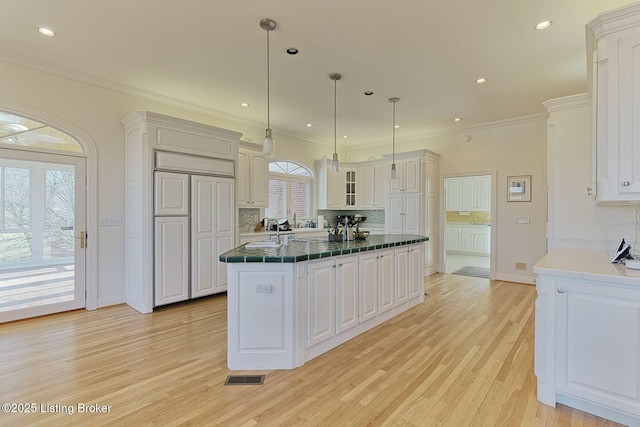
239,208,386,231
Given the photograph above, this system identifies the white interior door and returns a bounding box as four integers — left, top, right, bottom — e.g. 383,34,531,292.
0,148,86,323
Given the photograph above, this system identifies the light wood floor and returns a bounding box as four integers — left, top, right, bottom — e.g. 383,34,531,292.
0,274,625,426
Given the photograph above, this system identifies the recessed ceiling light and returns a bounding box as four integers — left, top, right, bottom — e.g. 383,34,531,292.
342,135,348,139
364,91,374,96
394,125,400,129
38,27,55,37
535,20,552,30
286,47,299,55
240,102,249,107
306,123,313,127
475,78,487,84
454,117,462,122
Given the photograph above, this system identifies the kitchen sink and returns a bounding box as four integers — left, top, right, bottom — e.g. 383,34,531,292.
245,241,283,249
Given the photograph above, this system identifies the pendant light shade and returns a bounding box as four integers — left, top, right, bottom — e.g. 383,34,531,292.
260,18,277,157
389,97,399,179
330,73,342,174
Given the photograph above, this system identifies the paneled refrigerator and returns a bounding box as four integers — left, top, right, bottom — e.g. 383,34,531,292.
154,171,234,306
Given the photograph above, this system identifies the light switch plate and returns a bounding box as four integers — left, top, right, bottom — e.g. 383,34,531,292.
516,216,530,224
99,217,122,226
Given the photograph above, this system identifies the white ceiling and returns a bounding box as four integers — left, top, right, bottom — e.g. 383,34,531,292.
0,0,636,148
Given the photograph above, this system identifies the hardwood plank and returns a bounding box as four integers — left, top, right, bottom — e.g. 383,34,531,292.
0,275,626,426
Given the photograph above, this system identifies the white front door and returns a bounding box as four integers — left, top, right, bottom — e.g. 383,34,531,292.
0,148,86,323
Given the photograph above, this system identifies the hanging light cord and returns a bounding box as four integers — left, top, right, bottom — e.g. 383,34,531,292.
392,99,396,164
334,77,337,154
266,26,271,130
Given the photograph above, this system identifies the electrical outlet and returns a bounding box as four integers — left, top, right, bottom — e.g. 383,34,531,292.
515,262,527,270
256,284,272,294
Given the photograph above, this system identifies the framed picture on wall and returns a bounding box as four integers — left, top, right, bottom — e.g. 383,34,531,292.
507,175,531,202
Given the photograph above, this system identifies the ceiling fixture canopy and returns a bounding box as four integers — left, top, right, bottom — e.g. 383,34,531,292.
389,97,399,180
260,18,277,157
330,73,342,173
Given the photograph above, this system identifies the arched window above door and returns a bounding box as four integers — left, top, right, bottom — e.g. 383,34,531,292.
0,112,83,153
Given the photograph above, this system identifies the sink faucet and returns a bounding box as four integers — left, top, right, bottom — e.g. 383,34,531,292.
266,219,281,244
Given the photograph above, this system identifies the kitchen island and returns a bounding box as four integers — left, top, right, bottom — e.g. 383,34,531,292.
220,234,428,370
534,248,640,426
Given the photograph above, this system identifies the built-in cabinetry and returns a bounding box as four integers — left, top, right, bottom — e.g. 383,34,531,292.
383,150,439,275
445,225,490,255
534,248,640,426
225,241,424,369
588,3,640,202
237,142,268,207
316,150,438,275
122,111,240,314
446,176,490,211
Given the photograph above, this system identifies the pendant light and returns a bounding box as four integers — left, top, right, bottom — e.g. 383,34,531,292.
260,18,277,157
330,73,342,173
389,97,399,179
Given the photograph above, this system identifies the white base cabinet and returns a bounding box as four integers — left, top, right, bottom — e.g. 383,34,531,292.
445,225,490,255
227,243,424,370
534,248,640,426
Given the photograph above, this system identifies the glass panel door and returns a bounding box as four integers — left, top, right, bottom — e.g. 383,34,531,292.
0,148,85,323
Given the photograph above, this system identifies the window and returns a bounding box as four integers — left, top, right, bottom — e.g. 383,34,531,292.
0,112,83,153
265,161,312,224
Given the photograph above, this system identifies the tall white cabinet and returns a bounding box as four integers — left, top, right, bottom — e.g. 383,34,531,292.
588,3,640,202
122,111,240,314
384,150,439,276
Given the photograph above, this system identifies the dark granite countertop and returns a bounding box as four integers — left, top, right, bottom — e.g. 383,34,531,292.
220,234,429,263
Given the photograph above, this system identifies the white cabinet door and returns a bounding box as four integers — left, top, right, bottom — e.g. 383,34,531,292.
389,158,421,193
359,251,378,322
445,226,461,251
336,255,359,334
386,193,421,235
191,176,234,297
409,244,423,299
591,16,640,202
237,149,268,207
378,249,395,314
446,178,463,211
154,171,189,216
327,166,344,208
476,176,491,210
461,177,476,211
307,259,335,347
403,193,421,234
555,280,640,416
358,166,375,208
154,216,189,306
394,247,409,306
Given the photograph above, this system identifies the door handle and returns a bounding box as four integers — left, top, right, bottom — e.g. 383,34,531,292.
76,231,87,249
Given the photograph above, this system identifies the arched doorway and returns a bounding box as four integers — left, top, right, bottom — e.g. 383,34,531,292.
0,111,88,322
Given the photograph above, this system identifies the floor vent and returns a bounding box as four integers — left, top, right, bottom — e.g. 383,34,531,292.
224,375,265,386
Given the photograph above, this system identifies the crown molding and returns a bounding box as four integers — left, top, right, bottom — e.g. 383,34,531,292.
542,93,591,113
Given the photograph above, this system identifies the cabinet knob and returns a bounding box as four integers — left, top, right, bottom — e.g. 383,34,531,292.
621,181,631,187
557,288,565,294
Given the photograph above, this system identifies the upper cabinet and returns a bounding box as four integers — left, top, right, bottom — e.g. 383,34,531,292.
358,160,386,208
588,3,640,202
315,158,344,209
446,176,490,211
237,143,268,207
388,158,421,193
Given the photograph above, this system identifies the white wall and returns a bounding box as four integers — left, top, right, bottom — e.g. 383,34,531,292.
0,61,332,307
545,94,636,251
346,117,548,284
